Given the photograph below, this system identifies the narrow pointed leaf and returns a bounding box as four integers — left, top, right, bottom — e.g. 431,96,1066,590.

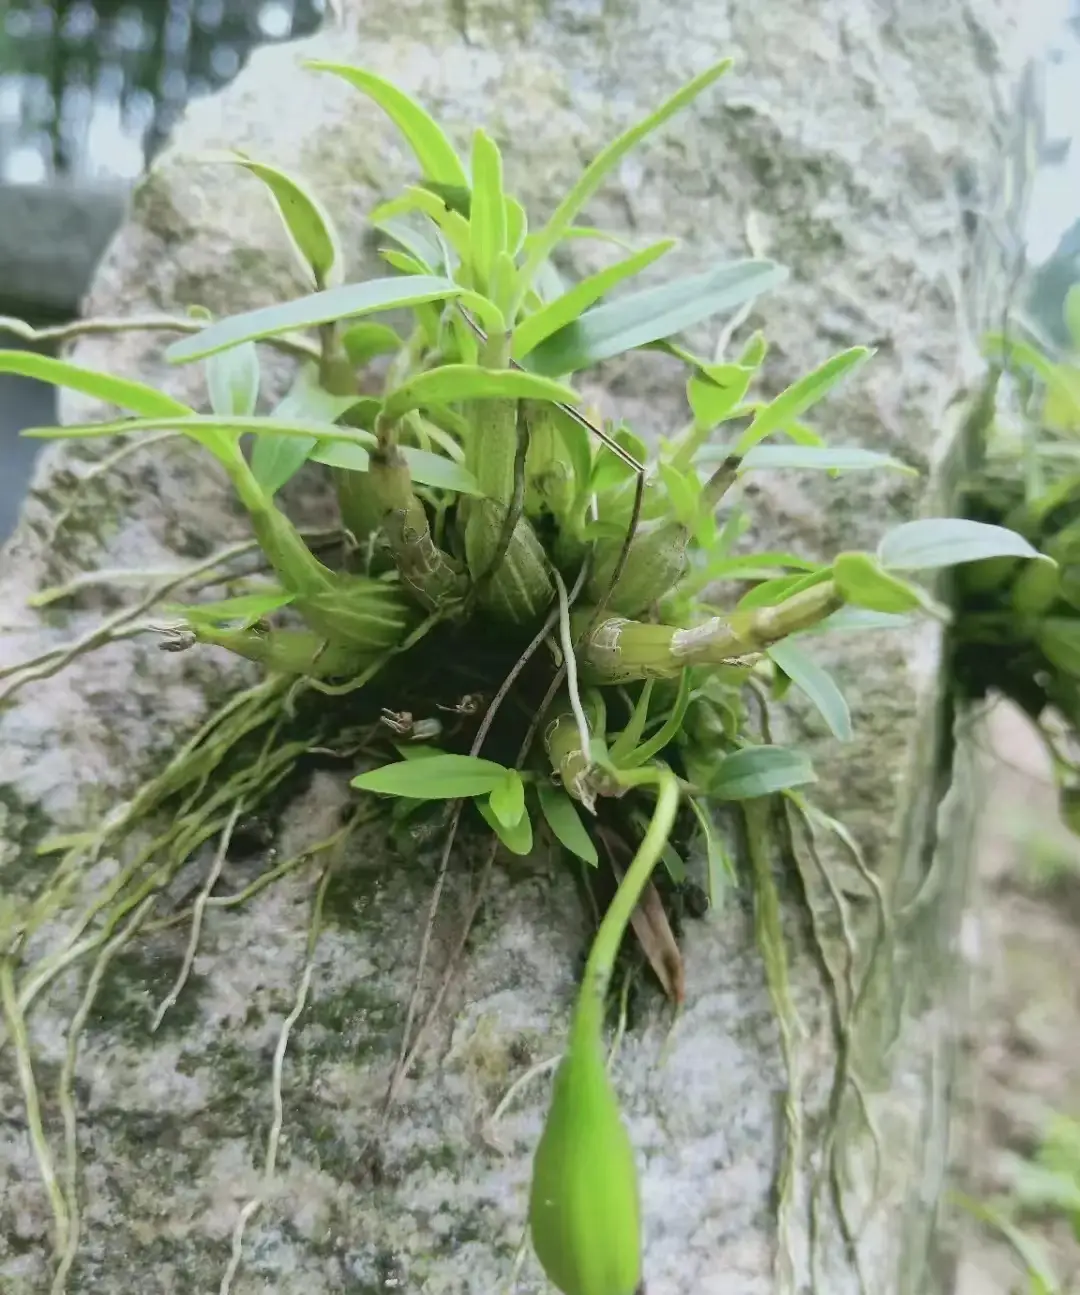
734,347,873,455
167,588,295,629
372,215,440,272
833,552,928,613
1066,284,1080,353
513,240,676,360
767,639,852,742
371,189,472,264
216,153,342,287
734,444,916,474
383,364,578,421
618,668,692,768
165,275,461,363
24,414,377,446
877,518,1039,571
537,783,598,866
520,58,732,284
252,363,363,495
206,340,260,419
352,753,508,798
307,441,483,495
523,260,787,376
710,745,817,799
687,797,735,907
0,350,192,417
305,61,468,188
805,607,913,635
505,196,528,256
470,128,507,290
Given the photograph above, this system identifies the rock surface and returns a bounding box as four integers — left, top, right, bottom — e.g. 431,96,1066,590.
0,2,1030,1292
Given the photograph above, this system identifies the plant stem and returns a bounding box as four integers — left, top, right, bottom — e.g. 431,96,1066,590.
573,764,680,1039
576,580,844,682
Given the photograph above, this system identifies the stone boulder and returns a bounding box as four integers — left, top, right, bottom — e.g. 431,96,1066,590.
0,2,1027,1292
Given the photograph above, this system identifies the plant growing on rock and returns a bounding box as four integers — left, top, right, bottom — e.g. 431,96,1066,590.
951,291,1080,828
0,59,1037,1295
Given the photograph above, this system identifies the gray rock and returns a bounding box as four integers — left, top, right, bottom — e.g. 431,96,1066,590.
0,3,1027,1293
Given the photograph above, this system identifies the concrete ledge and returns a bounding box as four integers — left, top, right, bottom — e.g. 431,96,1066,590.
0,181,130,318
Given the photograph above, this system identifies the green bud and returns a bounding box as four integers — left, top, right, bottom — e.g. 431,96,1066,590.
296,575,412,650
957,554,1020,598
368,450,468,610
465,502,554,625
586,520,689,616
186,623,373,679
529,1014,642,1295
1010,556,1059,618
524,400,575,521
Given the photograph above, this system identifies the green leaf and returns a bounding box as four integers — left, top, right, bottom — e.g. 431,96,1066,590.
736,573,815,610
0,350,192,417
523,259,787,377
659,840,688,884
352,752,508,799
372,217,438,273
710,745,817,799
24,413,377,447
767,639,852,742
546,407,593,492
738,332,768,367
686,366,754,430
206,340,260,418
833,552,928,614
658,462,700,525
1038,619,1080,676
251,363,365,495
165,275,461,364
1066,284,1080,354
694,551,819,581
609,679,655,763
469,129,507,294
687,797,735,907
513,240,676,361
734,347,873,456
420,180,473,217
805,607,913,635
877,518,1040,571
476,797,534,856
215,153,342,288
504,197,528,256
308,441,482,495
537,782,598,866
617,667,692,769
382,364,578,421
305,61,469,188
488,769,526,828
518,59,732,290
168,588,295,629
371,189,473,265
735,444,915,475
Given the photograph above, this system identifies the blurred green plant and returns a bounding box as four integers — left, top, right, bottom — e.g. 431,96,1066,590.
0,59,1038,1295
957,1112,1080,1294
952,286,1080,829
